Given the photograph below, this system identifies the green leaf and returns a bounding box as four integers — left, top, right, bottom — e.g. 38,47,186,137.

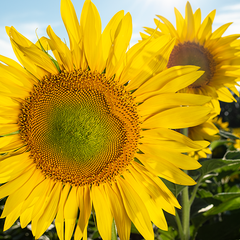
219,130,240,140
160,178,186,197
224,150,240,159
210,140,232,150
157,227,177,240
197,189,213,198
197,209,240,240
215,162,240,183
191,197,211,218
198,158,240,177
111,221,117,240
204,192,240,216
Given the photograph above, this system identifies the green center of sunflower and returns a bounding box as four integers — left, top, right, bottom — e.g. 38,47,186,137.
167,42,216,88
47,92,124,164
19,69,140,186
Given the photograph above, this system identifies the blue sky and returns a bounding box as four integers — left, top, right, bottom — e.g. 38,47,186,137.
1,0,240,62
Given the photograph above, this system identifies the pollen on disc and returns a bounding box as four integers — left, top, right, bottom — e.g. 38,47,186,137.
167,42,216,88
19,69,141,186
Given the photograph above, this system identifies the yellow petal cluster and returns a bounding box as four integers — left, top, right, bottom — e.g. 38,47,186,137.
0,1,217,239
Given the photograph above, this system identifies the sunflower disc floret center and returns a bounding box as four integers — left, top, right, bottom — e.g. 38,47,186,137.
19,69,140,186
167,42,216,88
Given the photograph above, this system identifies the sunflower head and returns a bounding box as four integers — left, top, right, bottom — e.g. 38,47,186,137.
19,69,141,186
212,117,229,131
142,1,240,109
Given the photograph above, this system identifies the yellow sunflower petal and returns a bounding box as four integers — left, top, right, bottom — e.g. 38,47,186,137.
123,169,168,230
141,128,209,150
217,86,236,102
156,15,178,38
121,35,173,89
106,13,132,79
61,0,83,69
137,93,211,118
0,134,24,153
197,10,216,43
141,106,211,129
137,153,196,185
36,36,51,51
133,163,181,209
133,66,203,101
125,38,176,91
0,55,36,87
61,0,81,43
139,137,208,153
1,169,44,218
3,202,23,231
82,1,102,72
174,7,184,40
55,183,71,240
21,178,51,215
105,182,131,240
0,96,19,110
211,22,232,39
0,153,32,183
64,187,79,240
20,205,34,228
92,184,113,240
34,182,62,239
117,177,154,240
193,8,201,33
7,27,59,76
31,181,56,236
0,81,29,99
139,144,201,170
75,186,92,240
46,25,73,71
185,2,195,41
102,10,125,62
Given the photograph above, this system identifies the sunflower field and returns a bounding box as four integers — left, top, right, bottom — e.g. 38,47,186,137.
0,1,240,240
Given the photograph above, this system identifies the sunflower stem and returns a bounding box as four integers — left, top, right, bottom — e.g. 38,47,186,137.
175,211,184,240
189,176,203,206
181,175,190,240
180,128,190,240
111,220,117,240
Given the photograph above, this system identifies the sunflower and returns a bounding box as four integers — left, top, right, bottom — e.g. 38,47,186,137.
188,116,219,159
0,0,212,239
230,128,240,151
212,116,229,131
141,1,240,112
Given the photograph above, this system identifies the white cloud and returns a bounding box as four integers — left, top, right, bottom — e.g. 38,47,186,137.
130,32,141,46
0,39,17,61
214,4,240,36
11,22,47,42
221,3,240,11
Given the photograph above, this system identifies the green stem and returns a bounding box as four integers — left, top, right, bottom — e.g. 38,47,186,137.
189,176,203,206
111,220,117,240
181,174,190,240
180,128,190,240
175,211,184,240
